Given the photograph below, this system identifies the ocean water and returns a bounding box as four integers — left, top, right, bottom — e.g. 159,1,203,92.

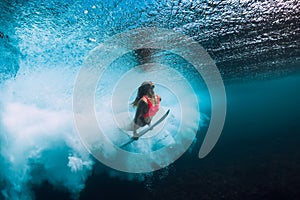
0,0,299,199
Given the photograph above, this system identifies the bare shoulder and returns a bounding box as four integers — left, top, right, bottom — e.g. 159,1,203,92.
139,96,148,104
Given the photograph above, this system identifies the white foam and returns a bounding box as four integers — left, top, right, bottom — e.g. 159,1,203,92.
0,66,93,199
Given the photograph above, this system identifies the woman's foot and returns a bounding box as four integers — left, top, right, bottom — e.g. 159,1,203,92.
133,131,139,140
133,135,139,140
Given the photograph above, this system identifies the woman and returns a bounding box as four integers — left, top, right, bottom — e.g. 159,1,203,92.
132,81,161,139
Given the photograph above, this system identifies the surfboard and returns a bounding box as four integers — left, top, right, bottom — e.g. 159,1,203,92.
120,109,170,148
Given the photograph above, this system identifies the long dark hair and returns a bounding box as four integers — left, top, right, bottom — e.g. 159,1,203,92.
132,81,154,106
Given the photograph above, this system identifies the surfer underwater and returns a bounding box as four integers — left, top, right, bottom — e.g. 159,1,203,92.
131,81,161,139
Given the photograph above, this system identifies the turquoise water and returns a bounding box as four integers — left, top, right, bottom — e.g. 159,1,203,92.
0,0,299,199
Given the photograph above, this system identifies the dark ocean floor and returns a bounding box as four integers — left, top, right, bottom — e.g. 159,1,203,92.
141,74,300,200
33,73,300,200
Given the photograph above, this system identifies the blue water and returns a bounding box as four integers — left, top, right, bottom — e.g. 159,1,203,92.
0,0,299,199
